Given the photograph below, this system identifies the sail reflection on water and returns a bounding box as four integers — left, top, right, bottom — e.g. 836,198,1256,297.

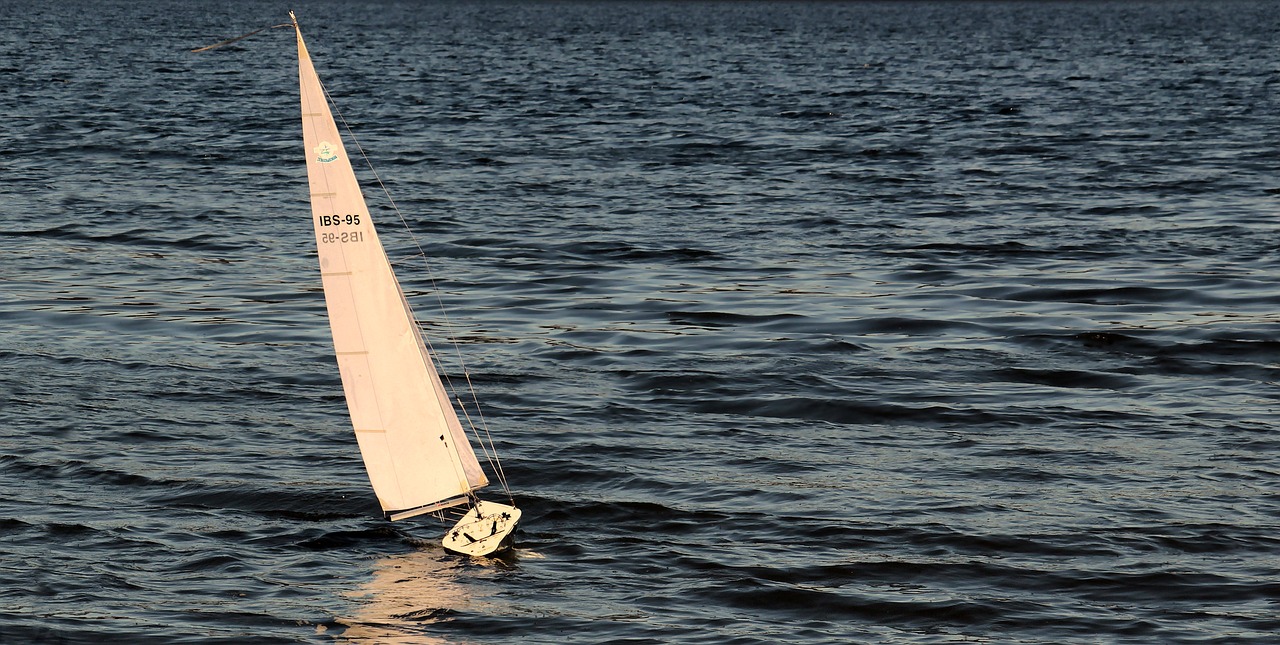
334,550,504,644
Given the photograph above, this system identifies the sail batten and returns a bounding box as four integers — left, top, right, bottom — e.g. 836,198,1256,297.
295,18,489,517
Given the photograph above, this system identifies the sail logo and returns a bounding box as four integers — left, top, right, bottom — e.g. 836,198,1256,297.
314,141,339,163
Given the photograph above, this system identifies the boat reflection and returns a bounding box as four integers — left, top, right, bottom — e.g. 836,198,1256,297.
335,547,507,644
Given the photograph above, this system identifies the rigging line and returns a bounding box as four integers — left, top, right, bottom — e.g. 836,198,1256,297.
190,22,293,53
317,76,509,476
389,252,428,266
455,394,513,499
454,365,511,496
453,397,503,489
458,381,514,502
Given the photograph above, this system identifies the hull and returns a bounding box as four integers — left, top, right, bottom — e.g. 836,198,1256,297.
442,500,522,557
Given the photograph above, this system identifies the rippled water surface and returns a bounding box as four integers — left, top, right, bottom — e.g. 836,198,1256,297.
3,0,1280,642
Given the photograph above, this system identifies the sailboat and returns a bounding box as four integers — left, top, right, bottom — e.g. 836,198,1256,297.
291,12,520,557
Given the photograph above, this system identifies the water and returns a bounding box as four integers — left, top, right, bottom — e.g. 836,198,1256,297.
2,0,1279,642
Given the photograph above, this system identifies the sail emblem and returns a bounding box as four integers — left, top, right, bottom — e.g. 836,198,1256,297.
314,141,339,163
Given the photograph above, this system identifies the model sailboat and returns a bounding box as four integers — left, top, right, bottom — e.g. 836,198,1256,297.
292,12,519,556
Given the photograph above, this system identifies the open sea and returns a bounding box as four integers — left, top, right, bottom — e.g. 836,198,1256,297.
3,0,1279,642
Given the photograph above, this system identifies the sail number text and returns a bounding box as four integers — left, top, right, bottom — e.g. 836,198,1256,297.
319,214,361,227
318,213,363,244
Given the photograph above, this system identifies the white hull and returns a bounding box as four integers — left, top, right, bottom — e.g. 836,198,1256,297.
442,500,521,557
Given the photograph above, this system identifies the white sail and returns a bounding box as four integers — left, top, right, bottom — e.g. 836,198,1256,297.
295,19,488,520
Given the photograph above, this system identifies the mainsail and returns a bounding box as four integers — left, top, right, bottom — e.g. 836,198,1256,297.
294,16,489,520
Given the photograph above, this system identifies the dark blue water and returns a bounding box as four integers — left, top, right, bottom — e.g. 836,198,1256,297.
3,0,1279,642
